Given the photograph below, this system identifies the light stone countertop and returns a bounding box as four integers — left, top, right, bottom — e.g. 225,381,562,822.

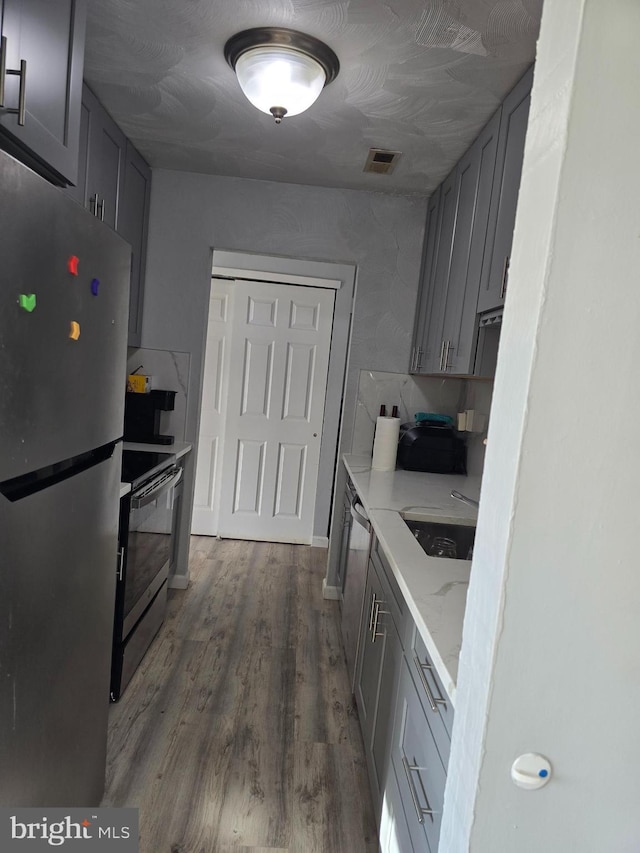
343,454,480,706
119,482,132,500
123,440,192,460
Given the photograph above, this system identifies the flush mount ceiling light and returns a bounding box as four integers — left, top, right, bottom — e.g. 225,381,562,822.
224,27,340,124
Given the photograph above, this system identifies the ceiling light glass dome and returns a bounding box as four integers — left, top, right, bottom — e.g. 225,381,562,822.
235,47,326,121
225,28,340,124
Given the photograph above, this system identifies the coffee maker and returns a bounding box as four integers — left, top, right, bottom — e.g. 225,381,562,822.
123,389,176,444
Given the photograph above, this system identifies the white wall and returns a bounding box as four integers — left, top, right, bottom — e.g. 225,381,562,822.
140,171,427,567
442,1,640,850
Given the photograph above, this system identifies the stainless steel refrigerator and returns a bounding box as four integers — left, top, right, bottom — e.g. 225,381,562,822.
0,149,130,806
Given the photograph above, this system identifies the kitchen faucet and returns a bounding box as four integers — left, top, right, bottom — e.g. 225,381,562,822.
450,489,480,510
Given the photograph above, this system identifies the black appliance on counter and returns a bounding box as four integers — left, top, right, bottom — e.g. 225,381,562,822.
124,389,177,444
111,449,183,701
397,422,467,474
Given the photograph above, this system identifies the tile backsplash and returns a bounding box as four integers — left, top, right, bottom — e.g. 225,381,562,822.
127,347,191,442
351,370,464,455
351,369,493,477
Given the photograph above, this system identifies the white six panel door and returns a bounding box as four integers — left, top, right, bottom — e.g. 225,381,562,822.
214,280,335,544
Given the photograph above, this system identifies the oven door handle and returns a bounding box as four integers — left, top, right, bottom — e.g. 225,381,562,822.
131,468,182,509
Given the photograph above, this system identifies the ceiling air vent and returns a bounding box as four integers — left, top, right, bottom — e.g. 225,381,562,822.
364,148,402,175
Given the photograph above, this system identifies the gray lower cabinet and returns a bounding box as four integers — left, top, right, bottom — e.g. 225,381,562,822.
352,530,454,851
476,67,533,314
356,565,388,800
389,657,448,853
0,0,86,185
355,541,404,816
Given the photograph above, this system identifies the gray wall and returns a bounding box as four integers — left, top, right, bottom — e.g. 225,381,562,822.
140,169,427,553
441,0,640,848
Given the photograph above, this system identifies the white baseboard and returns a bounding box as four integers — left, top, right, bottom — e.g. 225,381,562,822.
312,536,329,548
168,574,189,590
322,578,341,600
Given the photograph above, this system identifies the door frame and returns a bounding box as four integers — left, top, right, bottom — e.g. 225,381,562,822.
203,250,356,549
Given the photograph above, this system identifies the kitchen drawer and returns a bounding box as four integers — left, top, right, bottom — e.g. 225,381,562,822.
410,626,455,765
371,534,413,649
391,657,447,853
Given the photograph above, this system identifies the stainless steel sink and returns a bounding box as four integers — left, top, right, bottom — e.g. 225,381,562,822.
403,518,476,561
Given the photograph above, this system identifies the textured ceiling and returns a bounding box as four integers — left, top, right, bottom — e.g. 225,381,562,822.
83,0,543,196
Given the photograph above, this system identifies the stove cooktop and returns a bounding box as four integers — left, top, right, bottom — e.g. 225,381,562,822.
121,450,176,488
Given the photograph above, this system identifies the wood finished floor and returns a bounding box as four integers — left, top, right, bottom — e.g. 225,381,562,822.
103,537,378,853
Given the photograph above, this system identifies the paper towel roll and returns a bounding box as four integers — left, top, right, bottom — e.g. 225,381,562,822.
371,416,401,471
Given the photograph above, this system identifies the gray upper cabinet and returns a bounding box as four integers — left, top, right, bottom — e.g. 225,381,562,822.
0,0,86,185
119,141,151,348
410,68,532,377
410,187,441,374
476,67,533,314
412,109,499,376
442,110,500,375
81,84,127,230
420,170,458,374
66,84,152,346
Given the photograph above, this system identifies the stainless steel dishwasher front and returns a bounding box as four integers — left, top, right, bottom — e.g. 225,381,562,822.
341,494,372,692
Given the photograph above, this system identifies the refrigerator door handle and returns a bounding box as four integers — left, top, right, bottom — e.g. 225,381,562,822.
117,547,125,582
0,37,6,107
0,442,117,502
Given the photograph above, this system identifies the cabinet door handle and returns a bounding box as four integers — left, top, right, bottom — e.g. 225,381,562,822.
439,339,447,371
89,193,99,216
401,755,434,824
500,255,510,300
372,600,389,641
413,652,447,711
1,38,27,126
97,198,105,221
443,340,452,371
416,346,423,371
368,591,377,635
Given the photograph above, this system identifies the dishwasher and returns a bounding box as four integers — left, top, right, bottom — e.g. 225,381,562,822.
340,492,371,692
